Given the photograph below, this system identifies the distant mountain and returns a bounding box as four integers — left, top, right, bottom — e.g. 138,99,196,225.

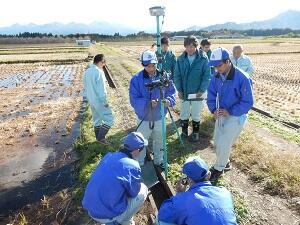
0,21,141,35
185,10,300,31
1,10,300,35
184,25,204,32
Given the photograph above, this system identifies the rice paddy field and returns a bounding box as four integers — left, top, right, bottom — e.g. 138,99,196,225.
0,38,299,224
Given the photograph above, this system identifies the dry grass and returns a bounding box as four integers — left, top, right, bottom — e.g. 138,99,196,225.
251,53,300,121
232,128,300,197
8,212,28,225
0,44,89,63
0,52,88,62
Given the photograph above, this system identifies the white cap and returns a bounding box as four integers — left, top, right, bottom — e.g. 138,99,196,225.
208,47,230,67
141,50,158,66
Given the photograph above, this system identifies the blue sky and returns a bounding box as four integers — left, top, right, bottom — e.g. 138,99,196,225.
1,0,300,31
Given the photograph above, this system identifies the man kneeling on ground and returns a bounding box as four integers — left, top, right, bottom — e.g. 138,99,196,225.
157,156,237,225
82,132,149,225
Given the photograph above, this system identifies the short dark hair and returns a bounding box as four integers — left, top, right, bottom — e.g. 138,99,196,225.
94,54,105,64
200,38,211,46
161,36,170,45
184,35,199,48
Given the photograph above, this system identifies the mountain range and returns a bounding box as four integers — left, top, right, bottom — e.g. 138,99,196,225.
0,21,140,35
0,10,299,35
185,10,300,31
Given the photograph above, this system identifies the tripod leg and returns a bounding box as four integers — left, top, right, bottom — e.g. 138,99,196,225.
167,107,184,146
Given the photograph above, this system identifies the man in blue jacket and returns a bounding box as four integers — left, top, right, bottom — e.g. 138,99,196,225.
207,47,254,181
174,35,211,142
83,54,114,144
129,50,176,170
161,36,176,80
82,132,149,225
157,156,237,225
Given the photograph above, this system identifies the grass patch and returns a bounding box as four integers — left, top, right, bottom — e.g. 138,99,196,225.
199,108,215,136
232,129,300,198
89,43,122,56
120,60,141,75
73,105,129,201
0,50,86,55
248,111,300,144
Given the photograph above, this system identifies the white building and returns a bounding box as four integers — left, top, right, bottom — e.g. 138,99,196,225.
76,40,91,46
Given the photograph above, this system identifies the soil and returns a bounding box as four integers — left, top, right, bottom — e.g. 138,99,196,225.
0,62,86,224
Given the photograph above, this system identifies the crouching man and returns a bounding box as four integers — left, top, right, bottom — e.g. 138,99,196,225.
157,156,237,225
82,132,149,225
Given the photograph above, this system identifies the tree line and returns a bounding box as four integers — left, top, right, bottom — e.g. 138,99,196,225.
0,28,299,44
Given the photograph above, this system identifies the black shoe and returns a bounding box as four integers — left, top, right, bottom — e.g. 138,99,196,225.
181,119,189,137
190,133,200,142
94,126,100,138
209,167,224,182
192,120,200,133
224,161,232,172
95,124,110,141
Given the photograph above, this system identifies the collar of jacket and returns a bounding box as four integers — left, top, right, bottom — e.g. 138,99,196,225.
215,64,235,80
119,148,133,159
183,49,200,59
235,54,246,61
143,69,159,79
163,50,173,56
91,63,103,71
189,181,212,190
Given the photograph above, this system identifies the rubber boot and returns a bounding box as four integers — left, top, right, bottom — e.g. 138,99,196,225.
180,120,189,138
94,126,100,139
191,121,200,142
94,124,111,145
